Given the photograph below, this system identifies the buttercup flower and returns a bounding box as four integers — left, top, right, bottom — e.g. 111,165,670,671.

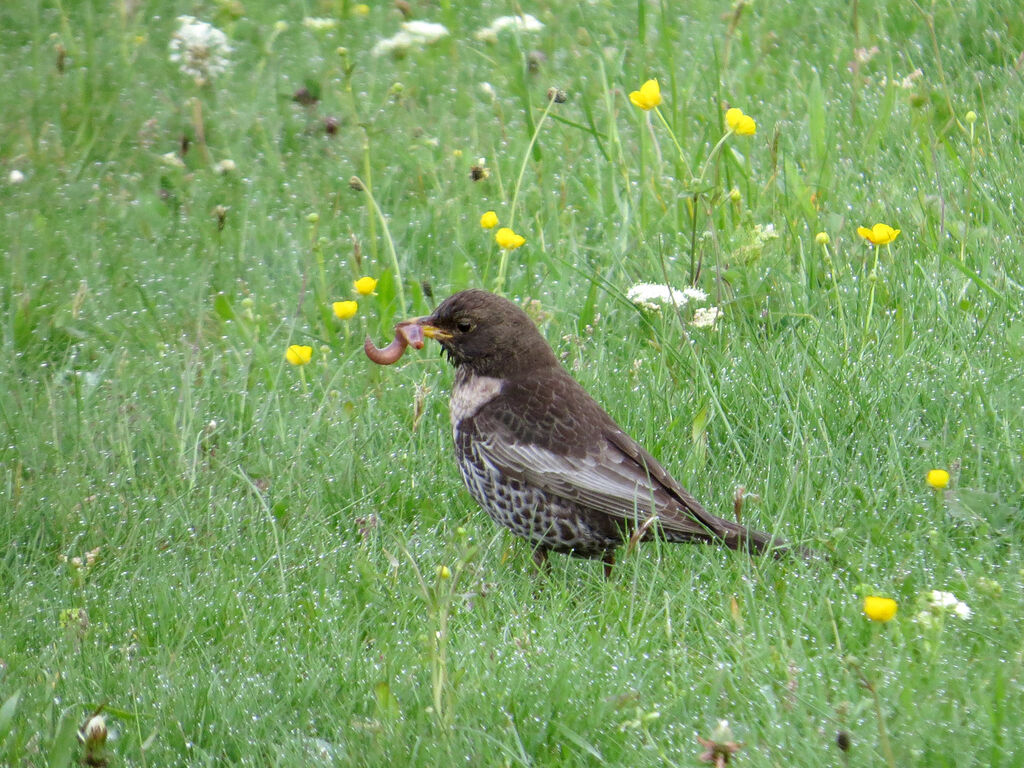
286,345,313,366
629,79,662,111
863,595,898,622
436,565,452,579
333,300,358,320
926,469,950,489
354,276,378,295
857,223,900,245
480,210,499,229
815,232,830,245
725,107,757,135
495,227,526,250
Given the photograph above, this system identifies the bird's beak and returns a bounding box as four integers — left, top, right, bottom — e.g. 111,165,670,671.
407,315,452,343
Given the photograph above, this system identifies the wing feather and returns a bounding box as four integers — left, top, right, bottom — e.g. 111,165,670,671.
469,379,723,538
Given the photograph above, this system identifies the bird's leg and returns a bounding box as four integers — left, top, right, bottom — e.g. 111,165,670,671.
602,551,615,580
531,546,551,575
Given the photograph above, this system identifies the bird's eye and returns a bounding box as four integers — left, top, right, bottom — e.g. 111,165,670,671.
456,319,475,333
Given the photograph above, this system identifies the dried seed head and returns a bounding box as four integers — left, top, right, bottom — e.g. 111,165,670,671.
546,87,568,103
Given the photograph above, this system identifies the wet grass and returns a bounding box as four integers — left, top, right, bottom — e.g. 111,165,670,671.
2,0,1023,765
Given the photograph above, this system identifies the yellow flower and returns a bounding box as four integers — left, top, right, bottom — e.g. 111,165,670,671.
352,3,370,15
436,565,451,579
926,469,950,489
725,107,756,135
285,345,313,366
856,223,901,245
332,300,358,320
629,79,662,111
495,227,526,250
863,596,898,622
354,276,378,295
815,232,830,245
480,210,499,229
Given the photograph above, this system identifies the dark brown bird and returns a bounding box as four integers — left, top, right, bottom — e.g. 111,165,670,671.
404,289,794,575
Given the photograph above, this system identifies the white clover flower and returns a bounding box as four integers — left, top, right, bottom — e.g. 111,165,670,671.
475,14,544,43
8,169,25,184
169,16,232,85
302,17,338,32
626,283,688,311
372,20,449,56
691,306,724,329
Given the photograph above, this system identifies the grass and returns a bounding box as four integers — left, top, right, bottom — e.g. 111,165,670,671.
2,0,1022,765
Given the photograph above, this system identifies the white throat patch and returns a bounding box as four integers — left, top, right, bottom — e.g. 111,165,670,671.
450,372,503,425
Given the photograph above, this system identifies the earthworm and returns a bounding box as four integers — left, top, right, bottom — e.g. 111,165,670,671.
364,320,425,365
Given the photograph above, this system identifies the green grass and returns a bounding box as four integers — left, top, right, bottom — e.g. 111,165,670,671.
2,0,1023,765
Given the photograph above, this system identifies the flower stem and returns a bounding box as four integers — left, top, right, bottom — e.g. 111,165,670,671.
352,176,406,313
821,243,849,352
653,107,694,179
696,130,734,189
495,94,557,296
860,242,883,356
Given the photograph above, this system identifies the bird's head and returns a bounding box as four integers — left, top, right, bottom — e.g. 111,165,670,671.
410,289,558,377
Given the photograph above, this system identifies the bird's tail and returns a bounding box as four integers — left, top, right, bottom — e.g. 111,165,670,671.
662,514,815,562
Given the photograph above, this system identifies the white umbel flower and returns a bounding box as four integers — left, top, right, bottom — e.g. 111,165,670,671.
626,283,688,311
690,306,724,329
372,20,449,56
475,14,544,43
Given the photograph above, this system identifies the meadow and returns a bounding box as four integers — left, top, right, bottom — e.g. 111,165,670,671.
2,0,1023,765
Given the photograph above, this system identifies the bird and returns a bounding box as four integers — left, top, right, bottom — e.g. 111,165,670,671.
402,288,797,576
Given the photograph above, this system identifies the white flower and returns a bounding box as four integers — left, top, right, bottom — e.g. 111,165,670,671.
160,152,186,168
900,68,923,89
913,609,935,629
215,158,237,174
402,21,450,42
682,286,708,302
626,283,688,311
8,169,25,184
169,16,232,84
372,20,449,56
853,46,879,64
475,14,544,43
925,590,972,619
302,17,338,32
953,602,972,619
690,306,723,329
479,81,497,101
752,223,779,246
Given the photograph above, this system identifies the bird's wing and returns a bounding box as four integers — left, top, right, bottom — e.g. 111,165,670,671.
468,378,727,539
